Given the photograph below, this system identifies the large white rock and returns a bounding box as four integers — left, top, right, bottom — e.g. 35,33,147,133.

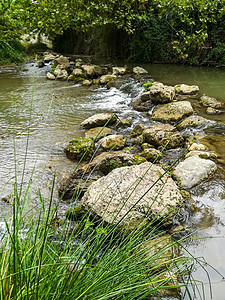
173,155,217,189
82,162,184,227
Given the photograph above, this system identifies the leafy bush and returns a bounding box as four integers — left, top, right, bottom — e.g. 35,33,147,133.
128,16,173,63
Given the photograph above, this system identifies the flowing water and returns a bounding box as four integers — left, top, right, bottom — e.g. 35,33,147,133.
0,61,225,299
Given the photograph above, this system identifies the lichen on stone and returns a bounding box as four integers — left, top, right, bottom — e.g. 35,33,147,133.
64,138,95,160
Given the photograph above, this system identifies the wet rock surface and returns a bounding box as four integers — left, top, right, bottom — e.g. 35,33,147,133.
35,54,223,233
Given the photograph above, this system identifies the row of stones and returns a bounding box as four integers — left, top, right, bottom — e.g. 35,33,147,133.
130,81,224,116
38,52,148,86
64,110,218,192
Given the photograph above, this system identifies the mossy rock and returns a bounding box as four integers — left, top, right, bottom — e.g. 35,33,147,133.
132,155,147,165
98,153,146,175
132,135,144,145
64,138,95,160
180,190,191,200
131,124,146,137
66,205,86,221
116,119,132,129
67,76,85,83
141,143,154,150
59,168,102,200
141,148,163,162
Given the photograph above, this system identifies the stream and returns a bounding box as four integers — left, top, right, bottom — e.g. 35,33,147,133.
0,61,225,299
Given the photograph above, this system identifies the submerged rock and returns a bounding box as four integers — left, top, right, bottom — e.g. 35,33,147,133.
82,162,184,227
173,155,217,189
140,234,177,267
143,124,184,149
151,101,194,124
81,113,118,129
64,138,95,160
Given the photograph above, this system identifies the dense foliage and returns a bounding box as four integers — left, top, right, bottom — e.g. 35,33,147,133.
1,0,225,64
